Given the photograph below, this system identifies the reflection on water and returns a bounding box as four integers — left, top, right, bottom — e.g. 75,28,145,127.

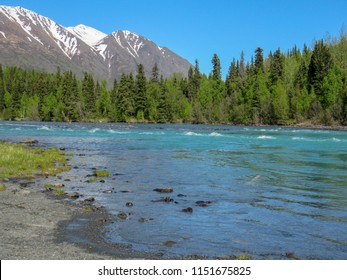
1,121,347,259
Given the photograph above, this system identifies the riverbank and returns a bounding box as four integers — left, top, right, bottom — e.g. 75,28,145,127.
0,181,112,259
0,180,165,259
0,141,160,260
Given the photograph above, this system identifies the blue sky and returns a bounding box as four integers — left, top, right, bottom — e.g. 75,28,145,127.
1,0,347,77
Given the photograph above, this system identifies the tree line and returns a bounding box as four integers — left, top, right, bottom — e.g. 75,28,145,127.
1,33,347,125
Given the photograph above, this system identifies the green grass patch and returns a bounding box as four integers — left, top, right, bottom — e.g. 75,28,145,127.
95,169,109,177
0,141,70,180
235,253,252,260
53,188,65,195
0,185,6,191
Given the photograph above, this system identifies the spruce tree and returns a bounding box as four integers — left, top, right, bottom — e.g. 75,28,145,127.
211,54,222,81
308,40,333,97
135,64,147,120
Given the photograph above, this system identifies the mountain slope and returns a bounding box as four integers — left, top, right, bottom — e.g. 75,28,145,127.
0,6,191,82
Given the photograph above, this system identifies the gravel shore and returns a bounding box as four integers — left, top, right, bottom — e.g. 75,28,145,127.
0,183,113,259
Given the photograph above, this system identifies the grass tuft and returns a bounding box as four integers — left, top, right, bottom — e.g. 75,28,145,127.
0,185,6,191
95,169,109,177
0,141,70,180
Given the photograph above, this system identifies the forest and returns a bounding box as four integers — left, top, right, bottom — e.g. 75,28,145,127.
1,33,347,126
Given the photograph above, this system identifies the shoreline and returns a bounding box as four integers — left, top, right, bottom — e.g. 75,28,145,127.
1,119,347,131
0,179,161,260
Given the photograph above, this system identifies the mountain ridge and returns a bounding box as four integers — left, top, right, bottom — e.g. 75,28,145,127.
0,5,191,82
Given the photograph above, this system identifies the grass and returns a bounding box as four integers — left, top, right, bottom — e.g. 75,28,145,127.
0,141,70,180
95,169,109,177
53,188,65,195
0,185,6,191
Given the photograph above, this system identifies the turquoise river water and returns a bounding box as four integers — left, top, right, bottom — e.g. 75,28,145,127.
1,121,346,259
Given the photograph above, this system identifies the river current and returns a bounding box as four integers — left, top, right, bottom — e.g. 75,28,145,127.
1,121,346,259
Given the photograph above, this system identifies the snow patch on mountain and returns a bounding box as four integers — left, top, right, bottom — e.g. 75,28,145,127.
67,24,106,47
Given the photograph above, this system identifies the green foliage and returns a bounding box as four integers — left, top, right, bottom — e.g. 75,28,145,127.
0,33,347,126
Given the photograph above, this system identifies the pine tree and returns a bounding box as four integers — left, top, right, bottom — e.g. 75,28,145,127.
254,47,264,73
211,54,222,81
269,48,284,85
82,72,96,116
0,64,5,112
135,64,147,120
308,40,333,97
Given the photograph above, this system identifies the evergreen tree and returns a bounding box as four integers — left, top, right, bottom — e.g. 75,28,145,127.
0,64,5,112
82,72,96,116
254,47,264,72
135,64,147,120
308,40,333,97
211,54,222,81
269,48,284,85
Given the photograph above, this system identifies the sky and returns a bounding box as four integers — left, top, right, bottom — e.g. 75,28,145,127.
1,0,347,77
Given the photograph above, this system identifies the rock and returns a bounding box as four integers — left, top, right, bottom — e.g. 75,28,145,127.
84,197,95,203
177,194,187,197
20,138,38,145
53,183,65,188
138,217,154,223
59,147,66,151
99,179,105,183
117,212,127,219
162,240,176,246
152,197,174,203
182,207,193,213
125,202,134,207
195,200,212,207
153,187,173,193
64,179,71,182
66,192,79,199
102,190,112,194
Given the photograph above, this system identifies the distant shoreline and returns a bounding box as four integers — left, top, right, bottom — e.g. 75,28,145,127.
1,119,347,131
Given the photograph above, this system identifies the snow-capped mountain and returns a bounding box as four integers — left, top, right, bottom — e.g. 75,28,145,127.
67,24,107,47
0,6,191,82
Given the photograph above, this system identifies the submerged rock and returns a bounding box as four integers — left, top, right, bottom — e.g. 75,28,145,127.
138,217,154,223
153,187,173,193
125,202,134,207
195,200,213,207
182,207,193,213
152,197,174,203
162,240,177,246
117,212,127,219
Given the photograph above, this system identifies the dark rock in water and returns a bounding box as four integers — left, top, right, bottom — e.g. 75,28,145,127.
138,217,154,223
117,212,127,219
73,166,79,169
182,207,193,213
126,202,134,207
99,179,105,183
20,138,38,145
177,194,187,197
84,197,95,203
153,187,173,193
120,190,130,193
152,197,174,203
59,147,66,151
285,252,303,260
162,240,177,246
66,192,80,199
196,200,213,207
64,179,71,182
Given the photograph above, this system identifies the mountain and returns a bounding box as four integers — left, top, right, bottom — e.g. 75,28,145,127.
0,6,191,82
